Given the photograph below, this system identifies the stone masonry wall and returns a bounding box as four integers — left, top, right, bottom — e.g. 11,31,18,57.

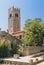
23,46,44,56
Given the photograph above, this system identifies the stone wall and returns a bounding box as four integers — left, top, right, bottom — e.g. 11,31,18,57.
8,6,20,34
23,46,44,56
0,60,35,65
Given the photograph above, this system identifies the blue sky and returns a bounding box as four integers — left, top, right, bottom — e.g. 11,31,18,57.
0,0,44,31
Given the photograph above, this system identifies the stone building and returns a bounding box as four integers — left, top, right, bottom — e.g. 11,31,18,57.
8,6,20,34
8,6,25,39
12,30,25,39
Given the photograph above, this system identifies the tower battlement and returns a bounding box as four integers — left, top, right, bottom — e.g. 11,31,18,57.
8,6,20,34
8,6,20,12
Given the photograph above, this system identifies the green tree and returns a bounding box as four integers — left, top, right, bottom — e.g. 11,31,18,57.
10,41,19,56
0,37,19,57
23,18,44,46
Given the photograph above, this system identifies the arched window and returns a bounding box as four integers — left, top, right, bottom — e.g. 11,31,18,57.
15,13,18,17
9,14,12,18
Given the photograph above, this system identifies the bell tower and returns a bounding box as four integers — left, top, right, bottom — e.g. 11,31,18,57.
8,6,20,34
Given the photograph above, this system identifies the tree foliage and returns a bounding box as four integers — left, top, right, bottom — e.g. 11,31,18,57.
23,18,44,46
0,33,19,58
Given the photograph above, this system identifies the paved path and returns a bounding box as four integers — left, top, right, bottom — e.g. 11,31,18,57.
37,61,44,65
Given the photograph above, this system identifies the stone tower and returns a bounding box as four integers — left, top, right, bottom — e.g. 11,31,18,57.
8,6,20,34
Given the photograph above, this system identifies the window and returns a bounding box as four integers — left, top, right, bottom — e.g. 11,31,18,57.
9,14,12,18
11,43,13,48
19,35,22,39
15,13,18,17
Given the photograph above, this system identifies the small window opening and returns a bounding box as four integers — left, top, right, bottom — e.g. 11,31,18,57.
15,13,18,17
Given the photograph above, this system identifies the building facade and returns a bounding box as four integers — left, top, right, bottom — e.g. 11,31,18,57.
8,6,20,34
12,30,25,39
8,6,25,39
